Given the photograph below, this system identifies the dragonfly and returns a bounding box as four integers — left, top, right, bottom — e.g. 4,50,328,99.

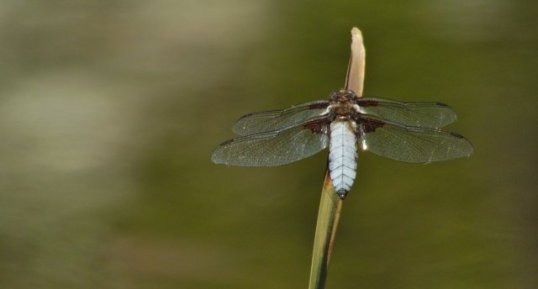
211,89,473,198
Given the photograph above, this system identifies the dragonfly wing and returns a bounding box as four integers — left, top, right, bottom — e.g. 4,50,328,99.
232,100,330,135
212,119,329,167
358,116,473,163
357,98,458,128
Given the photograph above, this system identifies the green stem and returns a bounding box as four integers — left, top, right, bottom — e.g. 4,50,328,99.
308,173,342,289
307,26,365,289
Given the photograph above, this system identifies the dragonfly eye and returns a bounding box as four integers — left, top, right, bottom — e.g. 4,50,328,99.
329,91,340,101
339,89,357,97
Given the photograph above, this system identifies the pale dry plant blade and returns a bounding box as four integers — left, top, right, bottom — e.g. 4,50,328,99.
308,27,366,289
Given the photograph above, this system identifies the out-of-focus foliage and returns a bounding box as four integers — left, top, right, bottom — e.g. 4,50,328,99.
0,1,536,289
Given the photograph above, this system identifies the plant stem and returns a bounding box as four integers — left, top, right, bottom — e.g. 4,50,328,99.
307,27,365,289
308,172,342,289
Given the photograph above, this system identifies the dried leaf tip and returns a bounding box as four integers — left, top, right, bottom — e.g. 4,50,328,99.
351,27,363,43
345,27,366,96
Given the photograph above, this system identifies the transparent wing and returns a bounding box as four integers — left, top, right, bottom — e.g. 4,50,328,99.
232,100,329,135
212,121,329,167
359,117,473,163
357,98,458,128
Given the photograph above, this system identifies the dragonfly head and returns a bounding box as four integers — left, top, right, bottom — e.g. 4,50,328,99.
329,90,357,119
330,89,358,102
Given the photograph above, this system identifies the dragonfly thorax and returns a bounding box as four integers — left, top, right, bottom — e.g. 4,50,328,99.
329,90,359,119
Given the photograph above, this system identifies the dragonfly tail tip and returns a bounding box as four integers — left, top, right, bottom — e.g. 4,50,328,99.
336,189,348,199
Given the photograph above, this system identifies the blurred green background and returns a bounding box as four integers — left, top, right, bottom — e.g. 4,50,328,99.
0,1,536,288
